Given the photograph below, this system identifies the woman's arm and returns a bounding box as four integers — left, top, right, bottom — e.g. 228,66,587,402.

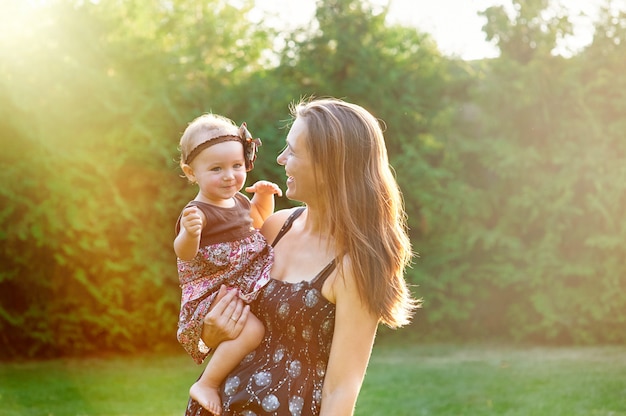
320,261,379,416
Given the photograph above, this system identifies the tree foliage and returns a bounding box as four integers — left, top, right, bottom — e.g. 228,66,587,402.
413,0,626,343
1,0,625,358
0,0,273,357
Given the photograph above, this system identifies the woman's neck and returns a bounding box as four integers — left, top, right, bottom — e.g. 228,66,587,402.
300,205,324,233
299,205,336,255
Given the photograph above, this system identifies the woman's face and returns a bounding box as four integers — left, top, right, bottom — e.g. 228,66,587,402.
277,117,317,204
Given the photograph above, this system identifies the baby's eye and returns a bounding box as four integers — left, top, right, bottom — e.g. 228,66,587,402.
210,167,221,172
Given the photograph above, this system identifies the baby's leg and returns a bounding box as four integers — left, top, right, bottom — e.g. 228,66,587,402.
190,312,265,415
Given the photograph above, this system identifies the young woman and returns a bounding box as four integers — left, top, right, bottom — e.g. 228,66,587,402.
185,97,418,416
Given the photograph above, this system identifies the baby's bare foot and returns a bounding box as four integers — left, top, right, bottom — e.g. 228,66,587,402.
190,381,222,415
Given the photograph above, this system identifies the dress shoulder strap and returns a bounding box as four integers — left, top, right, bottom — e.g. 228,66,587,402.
272,207,336,290
311,259,336,291
271,207,306,247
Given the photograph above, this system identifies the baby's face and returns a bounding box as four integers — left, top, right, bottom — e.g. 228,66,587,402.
187,140,247,206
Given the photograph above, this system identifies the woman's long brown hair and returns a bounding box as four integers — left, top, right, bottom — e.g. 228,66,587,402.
292,97,419,328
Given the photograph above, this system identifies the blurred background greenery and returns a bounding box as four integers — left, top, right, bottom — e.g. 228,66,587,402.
1,0,625,359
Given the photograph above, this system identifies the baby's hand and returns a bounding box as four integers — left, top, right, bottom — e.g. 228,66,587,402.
181,206,203,237
245,180,283,197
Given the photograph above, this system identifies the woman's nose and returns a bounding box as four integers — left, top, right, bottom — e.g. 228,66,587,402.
276,150,286,166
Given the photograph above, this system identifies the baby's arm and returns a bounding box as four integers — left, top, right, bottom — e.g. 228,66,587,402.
174,206,205,261
245,180,282,229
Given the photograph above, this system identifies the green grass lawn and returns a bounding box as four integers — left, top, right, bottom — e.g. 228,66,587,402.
1,343,625,415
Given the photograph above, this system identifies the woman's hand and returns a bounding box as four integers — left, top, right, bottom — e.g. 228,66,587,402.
201,285,250,350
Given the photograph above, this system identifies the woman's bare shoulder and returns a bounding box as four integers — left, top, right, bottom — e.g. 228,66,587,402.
260,207,301,245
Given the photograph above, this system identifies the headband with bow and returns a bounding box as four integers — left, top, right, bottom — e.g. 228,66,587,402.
184,122,262,172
